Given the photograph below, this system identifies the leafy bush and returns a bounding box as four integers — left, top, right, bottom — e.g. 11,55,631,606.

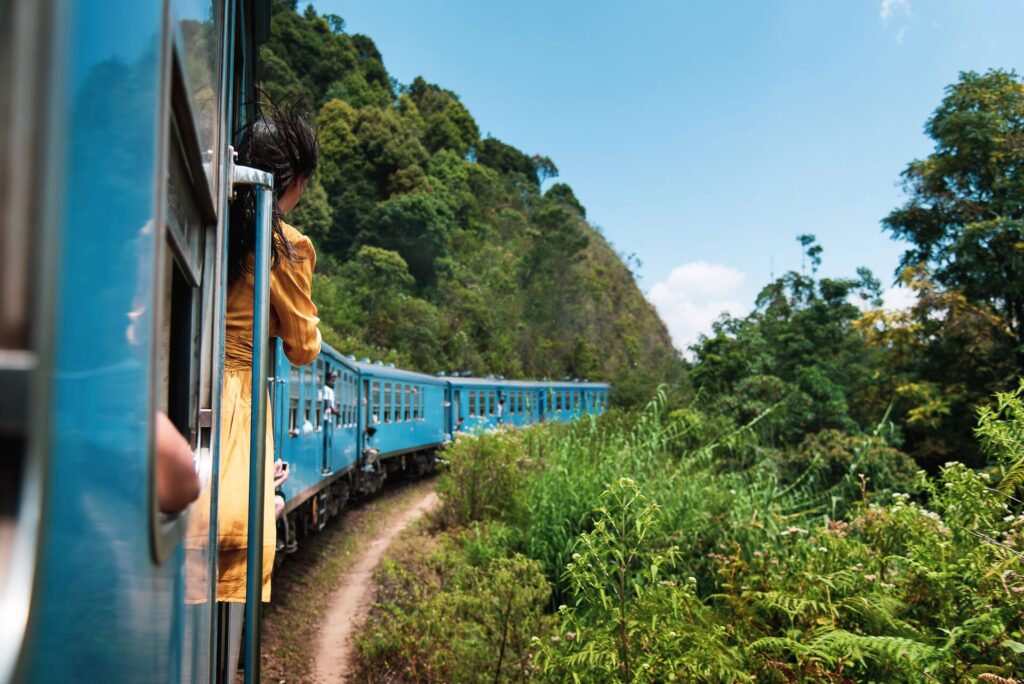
358,391,1024,682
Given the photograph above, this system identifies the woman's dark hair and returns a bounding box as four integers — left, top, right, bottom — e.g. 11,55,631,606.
228,94,319,284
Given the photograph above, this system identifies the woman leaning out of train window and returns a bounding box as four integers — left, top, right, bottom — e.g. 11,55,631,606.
184,94,322,669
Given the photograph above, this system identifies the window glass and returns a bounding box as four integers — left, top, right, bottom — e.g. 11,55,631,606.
372,381,381,423
303,364,313,427
315,361,323,430
289,364,299,432
173,0,224,191
383,383,392,423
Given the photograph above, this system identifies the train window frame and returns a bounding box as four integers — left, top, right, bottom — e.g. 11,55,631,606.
468,390,476,416
302,364,313,430
288,365,300,435
371,381,380,423
149,33,223,565
348,374,356,426
314,361,323,431
396,383,404,423
383,382,391,423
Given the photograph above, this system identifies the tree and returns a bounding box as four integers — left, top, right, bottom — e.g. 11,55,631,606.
883,69,1024,369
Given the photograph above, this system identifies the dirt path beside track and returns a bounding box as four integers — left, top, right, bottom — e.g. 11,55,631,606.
260,478,438,684
311,488,439,683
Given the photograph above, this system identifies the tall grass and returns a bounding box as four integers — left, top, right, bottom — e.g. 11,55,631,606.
362,391,1024,682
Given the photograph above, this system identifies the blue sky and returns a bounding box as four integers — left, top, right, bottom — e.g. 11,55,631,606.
310,0,1024,349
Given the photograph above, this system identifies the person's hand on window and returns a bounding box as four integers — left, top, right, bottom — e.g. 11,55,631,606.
155,412,200,514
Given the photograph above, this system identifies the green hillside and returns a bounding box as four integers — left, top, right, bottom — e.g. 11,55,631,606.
259,3,681,403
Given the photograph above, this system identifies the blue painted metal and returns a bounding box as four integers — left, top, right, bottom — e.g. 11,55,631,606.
272,340,361,506
351,361,449,460
20,1,176,681
239,170,274,684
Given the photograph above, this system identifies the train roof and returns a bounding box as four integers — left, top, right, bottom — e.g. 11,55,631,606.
348,358,448,385
319,343,609,390
442,376,609,390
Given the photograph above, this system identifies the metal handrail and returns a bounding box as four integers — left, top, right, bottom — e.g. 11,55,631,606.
230,159,273,684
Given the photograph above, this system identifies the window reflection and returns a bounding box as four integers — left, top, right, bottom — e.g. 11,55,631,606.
174,0,222,181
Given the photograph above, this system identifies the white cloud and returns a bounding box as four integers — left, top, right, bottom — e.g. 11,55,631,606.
880,0,911,41
647,262,749,353
882,285,917,310
880,0,910,23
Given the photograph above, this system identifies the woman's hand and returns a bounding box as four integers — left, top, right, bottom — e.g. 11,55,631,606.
155,412,200,514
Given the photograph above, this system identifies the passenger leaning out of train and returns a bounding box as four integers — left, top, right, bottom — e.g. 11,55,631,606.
185,94,321,672
322,371,339,421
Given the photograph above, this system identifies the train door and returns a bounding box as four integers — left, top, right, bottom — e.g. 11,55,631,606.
320,361,333,473
453,390,462,432
444,386,453,436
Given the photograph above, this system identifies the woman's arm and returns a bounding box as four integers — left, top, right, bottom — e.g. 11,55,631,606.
270,231,322,366
155,411,200,513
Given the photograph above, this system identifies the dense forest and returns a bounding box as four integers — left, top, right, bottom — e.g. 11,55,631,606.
256,3,1024,681
255,2,681,405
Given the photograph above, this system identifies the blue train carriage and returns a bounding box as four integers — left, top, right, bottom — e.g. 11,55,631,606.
270,339,361,543
353,359,449,487
545,379,610,422
3,1,273,683
445,376,520,433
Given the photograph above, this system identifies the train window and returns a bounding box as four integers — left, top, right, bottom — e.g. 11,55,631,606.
289,364,299,434
303,364,313,429
341,374,349,427
403,385,410,421
468,390,476,416
420,386,425,419
454,390,462,424
383,383,392,423
485,391,492,416
150,33,227,568
371,381,381,423
314,361,323,431
175,0,224,195
349,375,357,426
334,372,342,428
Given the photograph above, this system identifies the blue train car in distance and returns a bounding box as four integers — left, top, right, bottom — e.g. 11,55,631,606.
267,342,609,553
445,376,609,434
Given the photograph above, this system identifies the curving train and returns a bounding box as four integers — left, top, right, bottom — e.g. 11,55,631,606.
271,339,608,552
1,1,606,683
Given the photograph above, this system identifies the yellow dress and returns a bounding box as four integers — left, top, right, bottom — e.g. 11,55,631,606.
216,222,322,602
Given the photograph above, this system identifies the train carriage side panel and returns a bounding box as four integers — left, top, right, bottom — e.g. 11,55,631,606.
356,363,448,460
